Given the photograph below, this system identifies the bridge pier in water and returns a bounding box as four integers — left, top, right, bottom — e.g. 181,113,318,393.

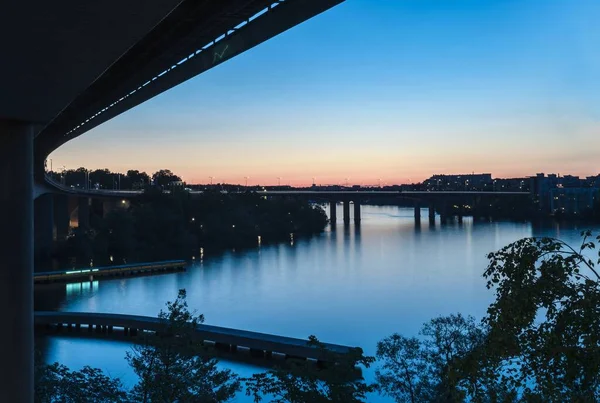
353,200,361,224
343,200,350,224
414,203,421,222
439,203,449,224
428,205,436,223
0,120,34,403
329,202,337,223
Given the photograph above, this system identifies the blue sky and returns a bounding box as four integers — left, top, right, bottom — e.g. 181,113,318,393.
51,0,600,185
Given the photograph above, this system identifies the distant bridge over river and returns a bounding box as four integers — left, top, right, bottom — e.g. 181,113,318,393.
36,181,531,241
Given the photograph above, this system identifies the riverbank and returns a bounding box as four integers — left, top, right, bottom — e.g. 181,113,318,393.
43,190,328,271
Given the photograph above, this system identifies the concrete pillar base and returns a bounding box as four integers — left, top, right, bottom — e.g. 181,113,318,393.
34,193,54,269
414,204,421,221
0,120,34,403
329,202,337,224
343,200,350,224
353,201,361,224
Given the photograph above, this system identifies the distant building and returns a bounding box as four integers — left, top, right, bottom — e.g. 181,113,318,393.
585,175,600,188
561,175,582,188
530,173,561,212
423,173,492,191
492,177,529,192
530,173,600,214
550,187,599,215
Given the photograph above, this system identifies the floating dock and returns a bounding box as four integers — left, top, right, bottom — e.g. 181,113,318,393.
34,260,186,284
35,311,356,364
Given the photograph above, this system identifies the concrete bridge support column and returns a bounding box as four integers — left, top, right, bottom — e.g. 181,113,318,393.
353,200,361,224
440,203,449,224
78,197,90,230
34,193,54,265
343,200,350,224
91,198,104,219
329,201,337,224
414,203,421,222
0,120,34,403
428,205,436,223
54,194,69,241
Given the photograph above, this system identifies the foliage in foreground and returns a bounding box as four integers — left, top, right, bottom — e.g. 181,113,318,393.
36,290,240,403
244,336,375,403
34,362,128,403
482,231,600,401
376,314,517,403
126,289,240,402
377,231,600,402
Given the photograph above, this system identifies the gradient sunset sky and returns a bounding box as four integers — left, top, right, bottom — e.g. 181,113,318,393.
50,0,600,186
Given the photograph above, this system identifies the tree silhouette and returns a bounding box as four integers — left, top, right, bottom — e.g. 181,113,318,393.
152,169,182,187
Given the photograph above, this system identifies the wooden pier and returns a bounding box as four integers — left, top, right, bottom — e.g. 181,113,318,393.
35,311,356,364
34,260,186,284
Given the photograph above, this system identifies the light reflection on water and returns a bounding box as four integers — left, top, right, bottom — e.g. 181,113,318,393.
65,281,99,297
35,205,600,402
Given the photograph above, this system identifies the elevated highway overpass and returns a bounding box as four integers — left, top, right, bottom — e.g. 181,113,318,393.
0,1,344,400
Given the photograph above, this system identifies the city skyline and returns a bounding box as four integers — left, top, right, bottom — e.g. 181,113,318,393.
50,0,600,186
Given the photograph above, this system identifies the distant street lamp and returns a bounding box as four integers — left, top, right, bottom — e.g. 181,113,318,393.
84,169,89,190
277,177,281,187
244,176,249,187
209,176,213,185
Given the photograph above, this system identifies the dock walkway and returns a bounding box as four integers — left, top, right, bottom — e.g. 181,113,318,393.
35,311,355,363
34,260,186,284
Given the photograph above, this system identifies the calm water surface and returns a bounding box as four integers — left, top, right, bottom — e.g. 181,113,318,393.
35,205,600,402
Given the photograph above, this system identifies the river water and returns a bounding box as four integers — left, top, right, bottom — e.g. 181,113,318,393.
35,205,599,402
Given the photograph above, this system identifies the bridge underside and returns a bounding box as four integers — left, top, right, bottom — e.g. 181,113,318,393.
0,0,344,400
33,0,344,178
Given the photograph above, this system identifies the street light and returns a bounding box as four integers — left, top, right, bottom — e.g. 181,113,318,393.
277,177,281,187
244,176,249,187
209,176,213,185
